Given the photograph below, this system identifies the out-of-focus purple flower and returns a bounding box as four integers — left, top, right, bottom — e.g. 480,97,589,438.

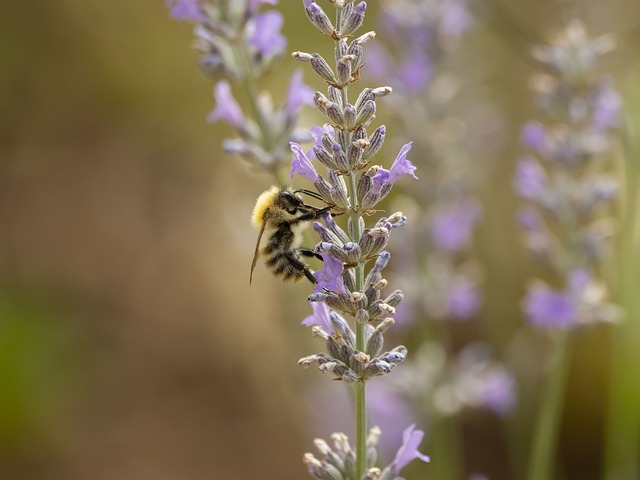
248,0,278,12
447,276,481,319
368,380,416,457
167,0,206,22
568,266,591,293
591,79,621,132
207,80,245,129
248,11,286,58
440,0,473,38
309,124,335,146
398,55,432,94
302,301,333,333
289,142,319,182
430,200,480,252
522,121,548,151
314,254,345,293
286,70,313,117
524,284,578,328
482,368,516,416
392,424,431,471
514,157,547,200
371,142,417,193
517,206,543,232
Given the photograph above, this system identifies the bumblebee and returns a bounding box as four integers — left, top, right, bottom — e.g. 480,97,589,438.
250,186,332,285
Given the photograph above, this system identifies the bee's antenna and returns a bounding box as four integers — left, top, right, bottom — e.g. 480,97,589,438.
294,189,325,202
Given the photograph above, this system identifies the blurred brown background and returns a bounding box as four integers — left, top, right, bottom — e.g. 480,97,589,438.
1,0,639,479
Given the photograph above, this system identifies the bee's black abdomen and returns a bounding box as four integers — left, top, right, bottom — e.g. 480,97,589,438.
266,250,315,283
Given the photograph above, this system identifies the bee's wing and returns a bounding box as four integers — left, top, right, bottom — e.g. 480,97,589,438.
250,220,267,285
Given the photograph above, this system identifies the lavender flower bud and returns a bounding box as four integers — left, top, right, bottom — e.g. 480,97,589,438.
347,142,363,169
327,336,345,362
383,289,404,307
314,175,336,204
313,91,330,115
328,170,350,207
371,86,393,97
337,55,355,86
311,53,337,84
359,227,390,258
330,311,355,346
380,345,408,364
314,144,341,170
305,2,335,36
309,292,329,302
354,88,375,112
327,102,346,127
314,221,345,247
328,86,343,108
340,2,366,37
335,38,349,61
361,125,386,162
344,104,357,130
292,51,314,62
363,359,392,378
343,242,362,265
356,309,370,324
347,42,365,73
348,216,366,243
366,329,383,358
353,31,376,46
375,317,395,334
356,100,376,127
336,129,350,152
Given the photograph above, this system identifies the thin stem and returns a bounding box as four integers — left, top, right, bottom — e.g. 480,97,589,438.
526,332,572,480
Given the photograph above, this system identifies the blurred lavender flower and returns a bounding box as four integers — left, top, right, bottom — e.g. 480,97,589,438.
390,425,431,470
169,0,312,176
515,20,622,329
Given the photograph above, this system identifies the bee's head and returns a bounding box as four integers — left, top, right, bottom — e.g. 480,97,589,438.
277,188,305,214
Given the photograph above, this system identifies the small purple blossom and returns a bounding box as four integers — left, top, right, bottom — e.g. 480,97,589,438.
286,70,313,117
447,276,481,319
440,0,473,38
524,284,578,328
302,301,333,333
248,11,287,58
521,121,548,152
591,78,621,132
371,142,417,194
289,142,319,182
482,368,517,416
514,157,547,200
517,206,543,232
392,424,430,471
207,80,245,129
167,0,206,22
313,253,345,293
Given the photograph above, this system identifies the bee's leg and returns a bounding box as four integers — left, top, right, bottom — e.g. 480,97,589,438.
294,206,333,224
299,248,323,262
278,251,318,284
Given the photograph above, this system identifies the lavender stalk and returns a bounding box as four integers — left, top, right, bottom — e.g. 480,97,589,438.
292,1,429,479
513,20,622,480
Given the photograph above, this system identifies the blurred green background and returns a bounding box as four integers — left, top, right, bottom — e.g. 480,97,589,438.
1,1,639,479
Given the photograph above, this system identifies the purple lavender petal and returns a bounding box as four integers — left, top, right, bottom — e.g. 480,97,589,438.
514,157,547,200
302,301,333,333
167,0,206,22
524,285,578,328
207,80,245,129
286,69,313,117
314,254,345,293
393,424,431,471
289,142,319,182
568,267,591,294
248,11,286,58
389,142,418,183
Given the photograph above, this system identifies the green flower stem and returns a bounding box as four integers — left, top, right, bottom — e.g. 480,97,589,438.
348,129,367,480
526,331,572,480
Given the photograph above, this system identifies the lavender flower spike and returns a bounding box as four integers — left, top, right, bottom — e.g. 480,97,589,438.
392,424,431,471
289,142,319,182
207,80,245,129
